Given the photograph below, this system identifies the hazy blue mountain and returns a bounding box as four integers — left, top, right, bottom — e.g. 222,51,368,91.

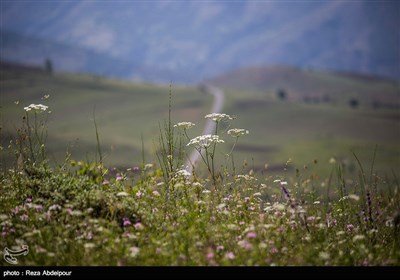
1,1,399,82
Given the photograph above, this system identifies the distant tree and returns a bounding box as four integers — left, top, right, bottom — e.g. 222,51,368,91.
276,88,287,101
349,98,359,109
44,58,53,75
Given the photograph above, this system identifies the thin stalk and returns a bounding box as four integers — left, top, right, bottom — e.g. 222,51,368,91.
93,106,103,165
25,112,35,163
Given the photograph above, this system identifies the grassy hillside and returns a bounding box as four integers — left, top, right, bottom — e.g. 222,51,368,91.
205,66,400,178
207,65,399,105
1,63,399,180
222,94,399,178
0,63,211,169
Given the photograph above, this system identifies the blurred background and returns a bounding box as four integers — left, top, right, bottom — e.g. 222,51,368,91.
1,0,399,177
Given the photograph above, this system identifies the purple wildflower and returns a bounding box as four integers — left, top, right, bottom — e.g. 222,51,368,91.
347,224,354,232
238,240,253,250
34,205,43,212
246,231,257,239
123,217,131,227
20,214,28,221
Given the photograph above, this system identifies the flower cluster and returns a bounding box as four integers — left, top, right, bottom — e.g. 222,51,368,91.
205,113,233,122
227,128,249,137
175,169,191,179
187,134,224,149
24,104,48,112
174,122,195,129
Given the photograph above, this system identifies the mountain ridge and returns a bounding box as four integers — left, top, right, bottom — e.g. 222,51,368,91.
1,1,399,83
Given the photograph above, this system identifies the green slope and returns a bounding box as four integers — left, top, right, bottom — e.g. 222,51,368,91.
0,64,211,169
1,63,399,179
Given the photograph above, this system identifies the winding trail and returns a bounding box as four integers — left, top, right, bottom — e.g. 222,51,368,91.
186,84,225,173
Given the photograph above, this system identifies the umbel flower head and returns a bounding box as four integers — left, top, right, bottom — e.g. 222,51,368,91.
205,113,233,122
24,104,48,113
174,122,195,129
175,168,191,179
187,134,224,149
227,128,249,137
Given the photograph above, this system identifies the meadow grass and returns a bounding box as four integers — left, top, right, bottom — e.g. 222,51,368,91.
2,66,399,179
0,69,211,169
1,92,399,266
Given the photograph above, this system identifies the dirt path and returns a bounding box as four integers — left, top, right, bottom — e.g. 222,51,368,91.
186,84,225,173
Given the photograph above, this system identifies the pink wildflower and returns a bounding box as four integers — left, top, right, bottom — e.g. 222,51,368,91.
225,252,235,260
20,214,28,221
347,224,354,232
123,217,131,227
207,252,214,260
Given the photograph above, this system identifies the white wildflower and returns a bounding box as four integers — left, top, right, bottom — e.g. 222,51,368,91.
84,243,95,249
353,235,365,242
116,192,129,197
175,169,191,178
217,203,226,210
273,203,285,211
192,182,203,188
24,103,48,113
263,224,274,230
348,194,360,201
0,214,9,221
235,174,257,181
174,183,184,188
48,204,62,211
187,134,224,149
174,122,195,129
227,128,249,137
227,224,239,230
204,113,233,122
129,246,140,258
71,210,83,216
319,251,330,260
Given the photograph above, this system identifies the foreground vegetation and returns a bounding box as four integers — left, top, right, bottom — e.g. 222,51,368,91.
1,93,399,266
